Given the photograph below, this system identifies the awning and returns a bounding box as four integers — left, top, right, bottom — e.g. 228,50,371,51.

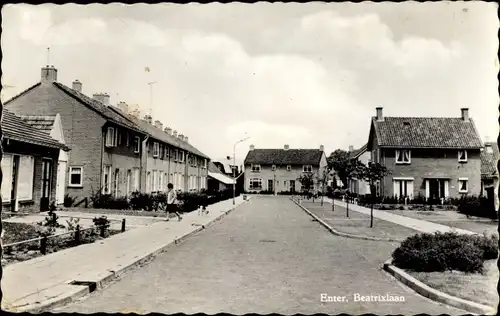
208,171,235,185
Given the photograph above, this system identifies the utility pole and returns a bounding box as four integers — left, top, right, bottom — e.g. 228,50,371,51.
148,81,157,116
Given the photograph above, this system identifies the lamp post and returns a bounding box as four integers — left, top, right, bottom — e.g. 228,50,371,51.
232,136,250,205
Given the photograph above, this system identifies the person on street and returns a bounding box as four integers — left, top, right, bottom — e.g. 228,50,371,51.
166,183,182,221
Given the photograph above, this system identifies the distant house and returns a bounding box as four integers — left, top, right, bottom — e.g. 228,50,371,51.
347,143,370,195
367,107,483,200
480,141,499,211
243,144,328,193
207,162,235,192
2,109,70,212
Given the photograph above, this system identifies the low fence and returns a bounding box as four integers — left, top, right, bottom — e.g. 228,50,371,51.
3,218,127,255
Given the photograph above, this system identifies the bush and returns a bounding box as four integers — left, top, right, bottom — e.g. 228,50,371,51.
457,195,496,219
129,191,152,210
63,194,77,207
392,232,497,273
91,192,130,210
93,216,110,228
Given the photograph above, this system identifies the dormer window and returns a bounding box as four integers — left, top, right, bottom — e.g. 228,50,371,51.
458,150,467,163
251,164,261,172
272,164,276,171
303,165,312,173
395,149,411,164
287,165,292,171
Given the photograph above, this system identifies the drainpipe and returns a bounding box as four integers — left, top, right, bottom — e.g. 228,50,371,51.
141,135,149,192
100,127,105,195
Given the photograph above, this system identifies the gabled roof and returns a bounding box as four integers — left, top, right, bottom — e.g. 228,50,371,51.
349,143,368,159
244,148,324,165
2,109,69,151
109,106,209,159
19,115,56,133
208,162,235,184
368,116,483,150
481,142,499,178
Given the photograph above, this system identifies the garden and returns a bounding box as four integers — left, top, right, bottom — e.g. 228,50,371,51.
392,231,499,307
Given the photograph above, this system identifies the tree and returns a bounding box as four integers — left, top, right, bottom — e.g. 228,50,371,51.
327,149,351,188
343,158,366,217
358,162,391,227
316,167,332,206
297,173,314,197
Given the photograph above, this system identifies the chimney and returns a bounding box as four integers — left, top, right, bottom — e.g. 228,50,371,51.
173,130,178,137
461,108,469,121
93,93,110,106
184,136,189,143
179,134,184,141
118,101,129,114
349,145,354,152
320,145,324,152
143,114,153,124
284,144,290,150
249,144,255,151
72,79,82,92
154,120,163,130
41,65,58,83
164,127,172,135
376,107,384,121
130,108,140,118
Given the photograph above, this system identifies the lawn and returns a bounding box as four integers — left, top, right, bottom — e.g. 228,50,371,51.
300,201,421,241
408,259,498,308
2,221,40,244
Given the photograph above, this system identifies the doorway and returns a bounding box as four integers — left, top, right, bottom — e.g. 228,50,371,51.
268,179,274,192
428,179,448,200
41,159,52,212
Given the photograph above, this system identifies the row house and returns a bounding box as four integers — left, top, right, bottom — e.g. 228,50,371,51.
346,143,370,195
4,65,208,204
480,141,499,211
366,107,483,200
1,108,70,212
243,144,328,193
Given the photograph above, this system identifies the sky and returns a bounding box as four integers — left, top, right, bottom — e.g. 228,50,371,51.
1,2,499,165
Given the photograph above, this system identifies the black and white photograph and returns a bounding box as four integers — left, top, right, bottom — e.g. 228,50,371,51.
0,2,498,314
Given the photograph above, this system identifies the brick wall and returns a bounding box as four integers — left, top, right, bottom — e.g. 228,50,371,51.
244,164,321,192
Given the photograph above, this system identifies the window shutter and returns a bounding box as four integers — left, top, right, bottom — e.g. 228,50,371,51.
1,154,13,202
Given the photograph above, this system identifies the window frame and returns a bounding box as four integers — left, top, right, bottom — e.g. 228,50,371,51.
179,151,185,163
395,149,411,164
458,178,469,193
458,150,468,163
303,165,313,173
286,165,292,171
68,166,84,187
105,127,116,147
251,164,261,172
153,142,160,158
134,136,141,154
249,178,263,190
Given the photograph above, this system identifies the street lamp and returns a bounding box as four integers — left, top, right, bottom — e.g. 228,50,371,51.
232,136,250,205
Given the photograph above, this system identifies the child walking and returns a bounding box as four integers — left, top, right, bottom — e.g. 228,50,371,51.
165,183,182,221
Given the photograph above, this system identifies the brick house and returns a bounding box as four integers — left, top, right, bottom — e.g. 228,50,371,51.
4,65,209,202
480,141,499,211
243,144,328,193
207,161,235,192
347,143,370,195
1,108,70,212
367,107,483,200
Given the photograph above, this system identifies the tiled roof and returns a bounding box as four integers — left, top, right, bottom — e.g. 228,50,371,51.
109,106,210,159
370,117,483,149
208,161,222,174
349,143,368,159
53,82,143,133
2,109,68,150
19,115,56,133
481,142,499,178
244,149,323,165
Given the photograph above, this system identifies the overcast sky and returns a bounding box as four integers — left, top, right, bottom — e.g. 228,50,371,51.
2,2,498,165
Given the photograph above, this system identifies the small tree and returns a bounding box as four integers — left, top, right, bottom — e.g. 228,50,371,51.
297,173,314,198
327,149,351,187
316,167,332,206
343,158,366,217
358,162,391,227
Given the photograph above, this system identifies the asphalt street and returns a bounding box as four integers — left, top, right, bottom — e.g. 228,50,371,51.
56,196,464,314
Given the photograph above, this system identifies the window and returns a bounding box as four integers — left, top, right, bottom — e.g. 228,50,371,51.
393,179,414,199
159,172,164,191
193,156,197,167
303,165,313,173
117,130,122,146
249,178,262,190
134,136,140,154
396,149,411,164
251,164,261,172
69,167,83,187
103,166,111,194
179,151,185,162
153,142,160,157
153,170,158,191
106,127,117,147
114,169,120,197
133,168,140,192
272,164,276,171
458,150,467,163
459,178,468,193
147,172,152,193
164,147,170,159
174,150,178,161
164,173,168,190
203,159,207,168
126,133,130,147
126,170,132,195
1,154,12,202
18,155,35,201
159,144,164,159
287,165,291,171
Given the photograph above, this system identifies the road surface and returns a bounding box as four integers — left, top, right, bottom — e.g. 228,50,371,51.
56,196,463,314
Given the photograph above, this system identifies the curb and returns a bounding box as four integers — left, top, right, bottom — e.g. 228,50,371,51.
382,259,496,315
290,197,403,243
11,199,248,313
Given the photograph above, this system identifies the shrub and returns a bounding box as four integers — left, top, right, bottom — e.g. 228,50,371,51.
129,191,153,210
457,195,496,219
63,194,77,207
91,191,130,210
66,217,80,231
93,216,110,228
392,232,495,273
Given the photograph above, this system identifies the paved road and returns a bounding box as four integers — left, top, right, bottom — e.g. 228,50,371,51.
55,196,463,314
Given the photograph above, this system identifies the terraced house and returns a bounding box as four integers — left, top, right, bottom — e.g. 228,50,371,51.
367,107,483,200
243,144,328,193
4,65,209,204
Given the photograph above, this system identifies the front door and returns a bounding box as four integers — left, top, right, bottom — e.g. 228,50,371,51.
56,161,67,204
290,180,295,192
268,179,274,192
41,159,52,211
428,179,448,201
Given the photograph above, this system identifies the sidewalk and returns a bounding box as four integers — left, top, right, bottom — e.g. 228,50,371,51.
320,198,477,235
1,196,250,313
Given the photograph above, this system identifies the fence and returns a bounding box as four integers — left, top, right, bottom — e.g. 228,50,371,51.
3,218,127,255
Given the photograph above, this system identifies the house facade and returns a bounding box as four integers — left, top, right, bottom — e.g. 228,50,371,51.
207,161,235,192
1,109,70,212
480,141,499,211
347,144,370,195
243,144,328,193
4,65,209,202
367,107,483,200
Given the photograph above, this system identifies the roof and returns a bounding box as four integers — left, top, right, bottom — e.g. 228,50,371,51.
208,161,222,174
349,143,368,159
208,171,235,185
19,115,56,133
481,142,499,178
369,116,483,149
244,148,324,165
109,106,209,159
2,109,69,150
